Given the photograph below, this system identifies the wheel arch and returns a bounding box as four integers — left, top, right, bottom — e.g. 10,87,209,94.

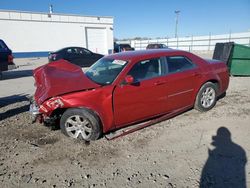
51,106,104,134
205,79,220,92
192,79,220,105
81,107,104,135
198,78,220,95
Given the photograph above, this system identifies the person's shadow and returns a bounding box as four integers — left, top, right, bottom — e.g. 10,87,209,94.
200,127,247,188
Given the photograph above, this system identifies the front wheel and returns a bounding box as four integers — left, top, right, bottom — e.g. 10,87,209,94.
60,108,101,141
194,82,218,112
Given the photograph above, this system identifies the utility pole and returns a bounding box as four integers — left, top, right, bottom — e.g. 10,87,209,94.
49,4,53,14
48,4,53,18
175,10,180,38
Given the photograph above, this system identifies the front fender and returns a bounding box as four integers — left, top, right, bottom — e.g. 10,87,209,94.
59,86,115,133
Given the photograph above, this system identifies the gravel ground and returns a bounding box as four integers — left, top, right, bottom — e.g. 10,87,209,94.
0,56,250,187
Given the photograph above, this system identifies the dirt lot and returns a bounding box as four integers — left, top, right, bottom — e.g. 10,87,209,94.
0,56,250,187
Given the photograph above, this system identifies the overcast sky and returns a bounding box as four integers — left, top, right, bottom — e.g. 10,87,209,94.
0,0,249,39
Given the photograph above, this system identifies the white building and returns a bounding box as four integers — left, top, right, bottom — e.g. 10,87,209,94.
0,10,114,57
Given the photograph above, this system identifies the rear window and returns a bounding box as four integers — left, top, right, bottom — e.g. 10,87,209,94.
147,44,160,49
120,44,131,48
78,48,92,55
166,56,196,73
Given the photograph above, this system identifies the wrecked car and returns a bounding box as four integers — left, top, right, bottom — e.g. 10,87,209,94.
30,49,229,141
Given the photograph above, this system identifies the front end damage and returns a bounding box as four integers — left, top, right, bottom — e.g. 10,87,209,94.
30,59,100,124
29,97,64,124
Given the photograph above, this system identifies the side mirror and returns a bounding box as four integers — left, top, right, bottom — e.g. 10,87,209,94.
124,75,134,85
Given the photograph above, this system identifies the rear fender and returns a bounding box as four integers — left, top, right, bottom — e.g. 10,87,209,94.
191,73,221,104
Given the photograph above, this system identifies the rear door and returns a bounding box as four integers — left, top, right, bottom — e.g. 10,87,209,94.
113,57,168,128
164,56,200,111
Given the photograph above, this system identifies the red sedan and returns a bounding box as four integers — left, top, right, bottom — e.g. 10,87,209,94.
30,49,229,141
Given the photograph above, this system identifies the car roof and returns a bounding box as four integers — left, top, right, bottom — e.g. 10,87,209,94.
147,43,163,46
107,49,188,62
119,44,131,46
53,46,90,53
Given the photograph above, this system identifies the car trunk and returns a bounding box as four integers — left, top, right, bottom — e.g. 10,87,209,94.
33,60,100,105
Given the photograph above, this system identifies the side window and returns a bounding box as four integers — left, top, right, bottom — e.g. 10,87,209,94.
78,48,86,55
83,49,92,55
76,48,91,55
128,58,163,81
67,48,78,54
162,44,168,48
66,48,73,54
166,56,196,74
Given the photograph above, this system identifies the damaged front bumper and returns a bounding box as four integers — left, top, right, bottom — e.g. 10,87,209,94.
29,102,41,123
29,97,64,124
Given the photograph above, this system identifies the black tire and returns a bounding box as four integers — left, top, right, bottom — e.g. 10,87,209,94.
60,108,101,141
194,82,218,112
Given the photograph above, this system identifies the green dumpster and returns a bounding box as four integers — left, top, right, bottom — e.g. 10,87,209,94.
228,44,250,76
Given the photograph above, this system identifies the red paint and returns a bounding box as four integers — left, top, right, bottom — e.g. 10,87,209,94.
33,59,100,105
33,50,229,133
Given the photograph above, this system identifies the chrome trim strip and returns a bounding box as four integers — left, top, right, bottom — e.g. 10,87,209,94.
168,89,194,98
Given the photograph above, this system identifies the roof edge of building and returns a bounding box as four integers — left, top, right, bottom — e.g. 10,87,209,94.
0,9,113,19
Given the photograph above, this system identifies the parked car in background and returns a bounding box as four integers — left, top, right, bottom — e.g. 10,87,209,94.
30,49,229,141
146,43,168,49
114,42,135,53
0,39,16,79
48,47,104,67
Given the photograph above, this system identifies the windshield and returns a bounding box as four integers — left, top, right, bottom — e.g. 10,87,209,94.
85,58,128,85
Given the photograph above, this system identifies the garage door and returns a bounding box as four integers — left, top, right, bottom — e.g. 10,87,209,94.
86,28,107,55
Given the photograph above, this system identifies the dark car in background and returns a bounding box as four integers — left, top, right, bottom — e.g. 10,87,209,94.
114,42,135,53
48,47,104,67
146,43,168,49
0,39,15,79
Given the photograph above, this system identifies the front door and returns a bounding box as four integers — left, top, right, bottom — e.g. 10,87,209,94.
113,57,168,128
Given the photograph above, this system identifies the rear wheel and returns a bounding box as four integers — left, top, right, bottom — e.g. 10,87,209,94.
194,82,217,112
60,108,101,141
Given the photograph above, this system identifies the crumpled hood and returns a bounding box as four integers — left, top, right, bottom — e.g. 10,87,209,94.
33,59,100,105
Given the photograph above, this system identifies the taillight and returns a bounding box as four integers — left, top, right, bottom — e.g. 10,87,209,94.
8,54,13,63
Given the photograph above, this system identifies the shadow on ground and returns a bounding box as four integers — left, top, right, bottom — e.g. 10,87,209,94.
200,127,247,188
1,69,33,80
0,94,30,121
